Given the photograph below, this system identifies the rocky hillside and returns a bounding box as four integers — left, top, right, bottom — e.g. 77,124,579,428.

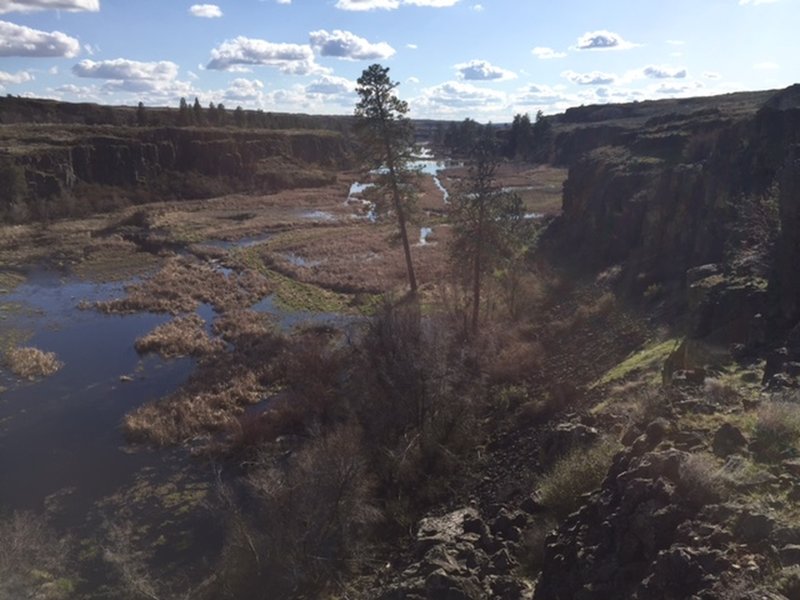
356,85,800,600
0,123,354,222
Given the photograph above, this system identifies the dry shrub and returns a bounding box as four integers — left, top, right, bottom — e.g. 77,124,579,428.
677,452,729,507
135,314,225,358
548,292,617,338
703,377,742,406
537,437,619,518
519,517,557,576
352,302,481,515
575,291,616,322
0,512,73,600
775,566,800,600
752,400,800,461
484,335,544,384
217,425,380,597
4,346,63,380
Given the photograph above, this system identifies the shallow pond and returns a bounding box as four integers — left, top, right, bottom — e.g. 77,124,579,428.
0,273,196,520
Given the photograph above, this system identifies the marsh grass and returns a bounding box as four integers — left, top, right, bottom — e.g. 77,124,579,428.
4,346,63,380
92,257,271,315
135,314,224,358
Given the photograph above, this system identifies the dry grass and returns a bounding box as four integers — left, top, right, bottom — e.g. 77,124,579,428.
254,223,450,295
134,314,224,358
124,317,284,445
537,437,620,518
92,257,271,315
4,346,63,380
752,400,800,461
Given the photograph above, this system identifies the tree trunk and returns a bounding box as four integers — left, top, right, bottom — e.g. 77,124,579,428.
471,203,485,333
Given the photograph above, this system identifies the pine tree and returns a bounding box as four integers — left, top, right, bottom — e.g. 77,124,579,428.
355,64,418,295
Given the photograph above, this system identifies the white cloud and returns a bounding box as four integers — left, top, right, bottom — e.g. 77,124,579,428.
754,61,779,70
407,76,420,84
335,0,458,9
336,0,399,9
0,69,33,87
73,58,179,81
225,77,264,100
306,74,353,94
562,69,616,85
643,65,687,79
703,71,721,79
189,4,222,18
414,80,506,116
406,43,418,50
666,39,685,45
455,59,516,81
0,20,80,57
276,0,291,3
206,36,325,74
0,0,98,13
575,30,636,51
309,29,395,60
472,3,483,10
532,46,566,59
739,0,779,4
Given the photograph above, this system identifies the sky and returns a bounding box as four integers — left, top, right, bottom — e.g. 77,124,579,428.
0,0,796,122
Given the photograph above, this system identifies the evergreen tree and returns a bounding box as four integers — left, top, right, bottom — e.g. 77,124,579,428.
450,134,525,333
193,97,204,125
234,105,245,127
355,64,419,294
178,97,191,126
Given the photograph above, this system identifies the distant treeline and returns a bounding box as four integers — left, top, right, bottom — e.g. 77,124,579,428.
0,95,358,132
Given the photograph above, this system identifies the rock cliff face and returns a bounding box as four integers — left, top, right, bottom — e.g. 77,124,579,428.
0,125,353,219
549,85,800,343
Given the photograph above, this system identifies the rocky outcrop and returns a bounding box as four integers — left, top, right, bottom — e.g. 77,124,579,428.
0,125,353,218
376,507,534,600
534,440,778,599
548,85,800,351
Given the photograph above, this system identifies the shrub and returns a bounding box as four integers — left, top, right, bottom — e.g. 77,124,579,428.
218,425,380,597
537,438,619,518
703,377,742,406
0,512,72,600
752,400,800,461
4,346,63,380
518,517,557,576
677,452,729,507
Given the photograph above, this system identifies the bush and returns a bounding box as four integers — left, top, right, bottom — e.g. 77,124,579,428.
0,512,72,600
752,400,800,461
217,425,380,597
537,438,619,518
518,517,557,576
677,452,729,507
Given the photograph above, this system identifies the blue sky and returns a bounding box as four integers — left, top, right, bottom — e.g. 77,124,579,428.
0,0,796,121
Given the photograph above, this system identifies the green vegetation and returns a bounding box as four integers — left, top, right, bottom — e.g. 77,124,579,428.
537,438,620,518
592,338,680,388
